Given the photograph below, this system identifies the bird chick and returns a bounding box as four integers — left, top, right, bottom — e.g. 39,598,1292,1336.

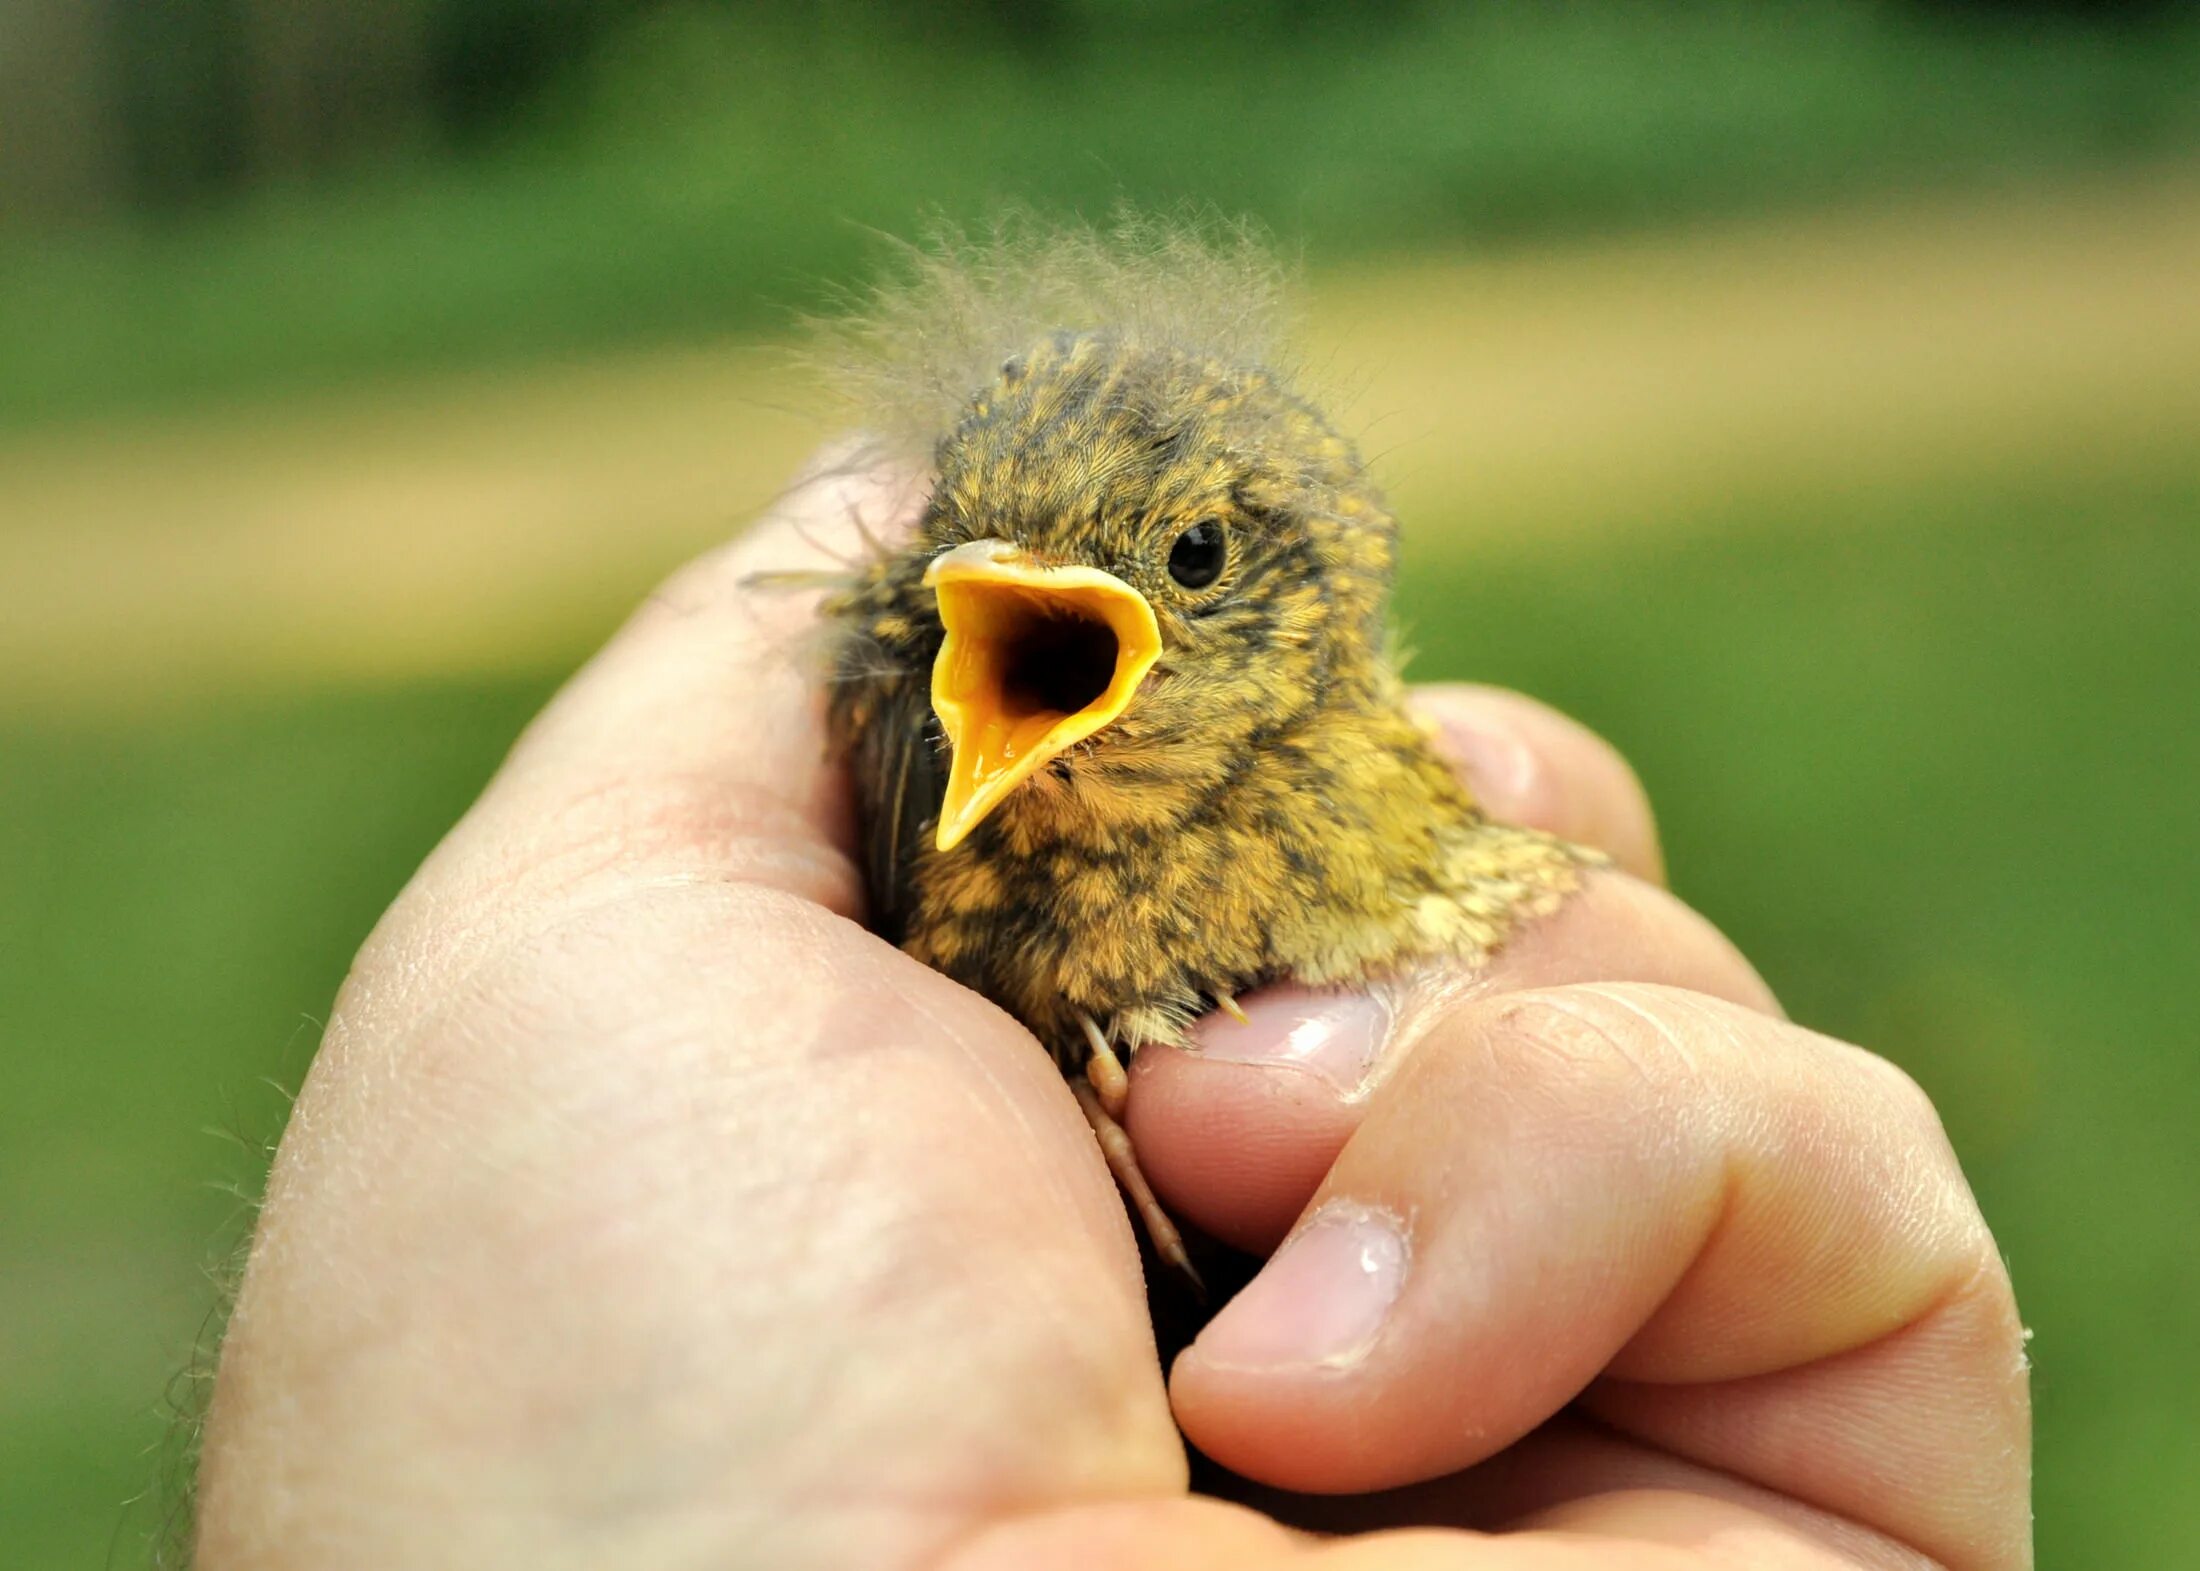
812,221,1590,1280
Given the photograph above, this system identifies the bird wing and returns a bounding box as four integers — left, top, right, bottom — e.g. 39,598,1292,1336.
836,666,945,945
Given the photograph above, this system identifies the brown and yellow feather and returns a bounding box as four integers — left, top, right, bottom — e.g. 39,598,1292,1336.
818,216,1591,1072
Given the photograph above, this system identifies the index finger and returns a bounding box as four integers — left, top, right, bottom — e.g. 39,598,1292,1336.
409,446,925,929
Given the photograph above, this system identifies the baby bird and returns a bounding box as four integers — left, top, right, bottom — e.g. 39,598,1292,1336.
813,220,1589,1279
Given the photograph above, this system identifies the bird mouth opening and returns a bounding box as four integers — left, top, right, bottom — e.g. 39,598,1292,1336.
997,605,1119,720
925,540,1162,851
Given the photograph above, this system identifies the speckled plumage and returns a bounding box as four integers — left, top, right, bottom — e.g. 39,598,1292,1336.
819,227,1591,1079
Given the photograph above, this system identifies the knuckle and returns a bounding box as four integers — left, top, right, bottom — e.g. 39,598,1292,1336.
1851,1043,1953,1146
506,769,861,918
1477,981,1715,1103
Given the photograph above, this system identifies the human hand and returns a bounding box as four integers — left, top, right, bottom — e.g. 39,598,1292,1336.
197,454,2029,1569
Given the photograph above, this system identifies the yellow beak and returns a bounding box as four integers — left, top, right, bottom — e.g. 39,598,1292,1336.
925,539,1162,851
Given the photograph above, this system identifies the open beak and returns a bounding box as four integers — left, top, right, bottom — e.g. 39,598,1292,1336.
925,539,1162,851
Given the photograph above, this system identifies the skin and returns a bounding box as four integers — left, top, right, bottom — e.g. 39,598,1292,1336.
195,454,2031,1570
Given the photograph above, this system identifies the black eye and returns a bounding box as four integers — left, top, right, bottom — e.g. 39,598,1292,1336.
1167,520,1227,589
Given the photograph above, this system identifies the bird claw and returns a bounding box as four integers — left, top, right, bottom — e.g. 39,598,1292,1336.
1079,1011,1129,1120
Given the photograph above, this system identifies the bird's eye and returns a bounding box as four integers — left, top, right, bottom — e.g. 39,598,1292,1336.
1167,521,1227,589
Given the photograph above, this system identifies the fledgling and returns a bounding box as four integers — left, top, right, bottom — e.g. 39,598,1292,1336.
809,218,1592,1279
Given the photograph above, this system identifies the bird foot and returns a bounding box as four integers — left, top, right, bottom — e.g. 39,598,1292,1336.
1072,1079,1204,1297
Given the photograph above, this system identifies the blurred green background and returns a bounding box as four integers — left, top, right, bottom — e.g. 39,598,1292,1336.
3,2,2197,1565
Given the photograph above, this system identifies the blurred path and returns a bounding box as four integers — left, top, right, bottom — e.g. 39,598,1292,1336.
4,167,2197,716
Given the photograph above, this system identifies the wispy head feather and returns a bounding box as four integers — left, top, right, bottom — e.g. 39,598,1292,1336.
810,207,1298,455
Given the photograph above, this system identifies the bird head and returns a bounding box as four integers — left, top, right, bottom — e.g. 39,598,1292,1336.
920,329,1398,850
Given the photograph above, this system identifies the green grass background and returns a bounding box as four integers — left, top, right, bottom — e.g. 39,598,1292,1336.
5,3,2199,1565
9,1,2200,427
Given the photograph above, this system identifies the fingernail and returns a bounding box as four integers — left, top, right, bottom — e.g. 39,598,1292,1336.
1189,1202,1408,1371
1428,707,1540,808
1191,987,1391,1095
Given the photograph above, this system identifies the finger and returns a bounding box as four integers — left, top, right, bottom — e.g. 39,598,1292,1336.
1410,685,1664,885
421,443,925,929
937,1498,1301,1571
339,445,925,1042
937,1492,1882,1570
1169,984,2028,1570
1204,1412,1936,1566
1126,870,1778,1253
